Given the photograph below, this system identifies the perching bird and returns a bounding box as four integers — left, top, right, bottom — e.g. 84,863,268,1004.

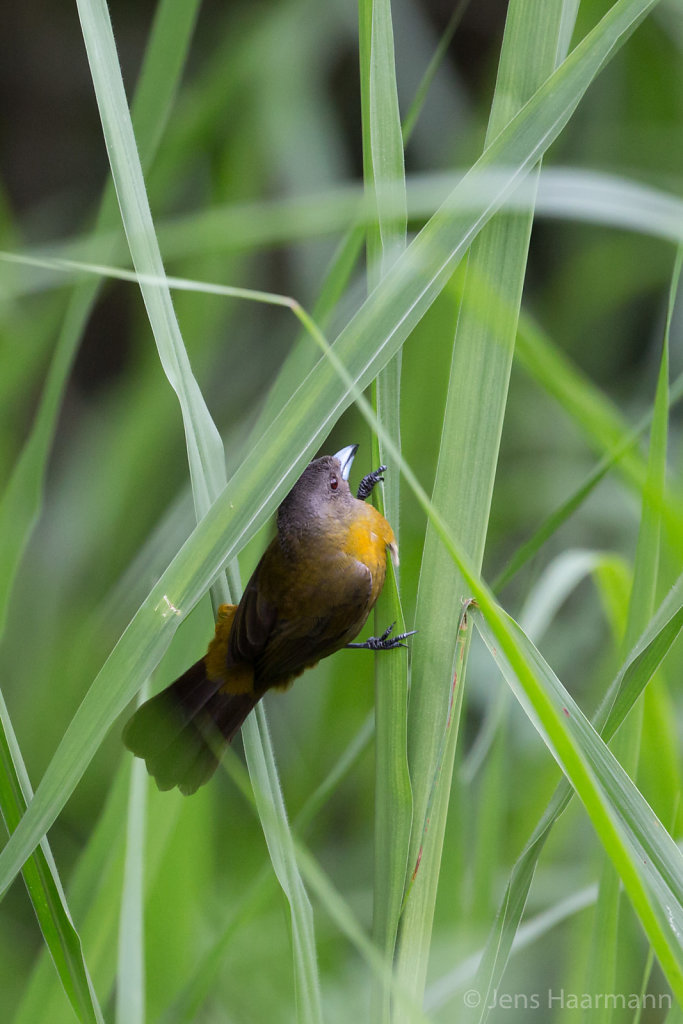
123,444,414,794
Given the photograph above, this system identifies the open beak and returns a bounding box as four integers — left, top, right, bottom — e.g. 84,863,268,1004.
333,444,359,481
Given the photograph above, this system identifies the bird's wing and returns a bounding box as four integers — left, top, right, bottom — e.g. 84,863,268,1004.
227,546,279,666
252,555,374,687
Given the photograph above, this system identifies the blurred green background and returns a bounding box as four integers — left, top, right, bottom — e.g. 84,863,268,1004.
1,0,682,1021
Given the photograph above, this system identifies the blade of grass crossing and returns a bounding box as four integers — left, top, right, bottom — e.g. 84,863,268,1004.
359,2,412,1020
395,1,578,1011
0,0,665,908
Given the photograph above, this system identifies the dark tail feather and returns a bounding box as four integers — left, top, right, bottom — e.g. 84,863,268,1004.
123,659,258,795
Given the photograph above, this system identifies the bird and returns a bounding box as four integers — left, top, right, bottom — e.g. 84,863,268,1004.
123,444,415,794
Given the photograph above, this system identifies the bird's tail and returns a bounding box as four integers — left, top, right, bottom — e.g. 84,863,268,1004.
123,658,258,795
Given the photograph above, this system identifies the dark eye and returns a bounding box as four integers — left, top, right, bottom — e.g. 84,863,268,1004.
330,474,339,491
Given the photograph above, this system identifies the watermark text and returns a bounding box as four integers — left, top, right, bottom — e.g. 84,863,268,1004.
463,988,671,1012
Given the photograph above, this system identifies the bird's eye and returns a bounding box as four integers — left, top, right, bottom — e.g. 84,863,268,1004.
330,474,339,491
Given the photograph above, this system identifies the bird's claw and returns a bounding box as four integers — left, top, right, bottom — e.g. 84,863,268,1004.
346,621,417,651
357,465,387,500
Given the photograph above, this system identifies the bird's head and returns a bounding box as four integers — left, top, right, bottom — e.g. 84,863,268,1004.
277,444,359,538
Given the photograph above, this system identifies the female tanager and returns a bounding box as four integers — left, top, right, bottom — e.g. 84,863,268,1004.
124,444,413,794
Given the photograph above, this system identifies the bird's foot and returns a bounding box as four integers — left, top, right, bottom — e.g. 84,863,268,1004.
346,621,417,651
357,465,387,500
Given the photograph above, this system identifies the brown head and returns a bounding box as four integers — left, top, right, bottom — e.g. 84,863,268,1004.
277,444,361,543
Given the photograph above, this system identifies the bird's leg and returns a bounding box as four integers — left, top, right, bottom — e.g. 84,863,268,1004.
356,464,387,500
346,621,417,651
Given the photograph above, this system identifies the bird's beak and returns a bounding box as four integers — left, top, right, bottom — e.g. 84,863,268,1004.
333,444,359,481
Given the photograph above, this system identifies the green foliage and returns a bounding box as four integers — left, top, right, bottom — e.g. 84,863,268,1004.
1,0,682,1022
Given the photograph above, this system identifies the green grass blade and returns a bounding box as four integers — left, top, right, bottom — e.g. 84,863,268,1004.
625,252,677,651
469,575,683,1020
0,692,103,1024
515,312,648,496
425,884,598,1011
359,2,411,1019
401,1,468,145
75,0,225,520
474,610,683,999
583,249,678,1022
493,367,683,592
217,738,429,1024
396,0,578,1009
158,716,374,1024
8,166,683,290
115,689,149,1024
360,0,407,285
74,0,323,1017
242,708,323,1022
15,767,182,1024
0,0,663,909
584,858,622,1024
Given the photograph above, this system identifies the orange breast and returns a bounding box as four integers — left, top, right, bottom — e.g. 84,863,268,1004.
342,505,397,589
